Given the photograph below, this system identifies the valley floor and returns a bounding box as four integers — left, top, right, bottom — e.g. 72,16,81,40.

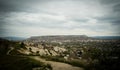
31,56,84,70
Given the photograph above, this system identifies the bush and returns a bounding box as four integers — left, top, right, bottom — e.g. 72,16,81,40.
40,55,86,68
0,55,52,70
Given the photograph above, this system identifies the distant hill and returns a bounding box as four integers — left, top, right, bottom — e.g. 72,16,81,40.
92,36,120,40
1,37,26,41
27,35,94,42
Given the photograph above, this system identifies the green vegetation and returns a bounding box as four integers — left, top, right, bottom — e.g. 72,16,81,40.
0,39,26,55
0,39,52,70
40,40,120,70
0,55,52,70
40,56,87,68
0,37,120,70
20,42,27,49
0,39,16,55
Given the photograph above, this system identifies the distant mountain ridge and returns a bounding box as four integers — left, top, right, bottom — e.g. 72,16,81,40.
27,35,94,42
1,37,26,41
1,35,119,42
92,36,120,40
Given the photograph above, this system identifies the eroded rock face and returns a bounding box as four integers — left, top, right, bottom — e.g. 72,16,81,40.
20,41,67,56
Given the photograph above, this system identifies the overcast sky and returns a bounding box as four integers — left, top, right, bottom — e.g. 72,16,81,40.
0,0,120,37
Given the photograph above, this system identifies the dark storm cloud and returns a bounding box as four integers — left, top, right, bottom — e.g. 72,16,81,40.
94,0,120,26
0,0,23,12
94,16,120,25
100,0,120,4
0,0,47,12
100,0,120,13
113,3,120,13
0,0,15,12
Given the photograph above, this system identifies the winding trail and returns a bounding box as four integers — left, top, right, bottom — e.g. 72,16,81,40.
7,47,14,55
30,56,84,70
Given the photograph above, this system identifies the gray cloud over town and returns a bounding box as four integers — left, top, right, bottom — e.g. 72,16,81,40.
0,0,120,37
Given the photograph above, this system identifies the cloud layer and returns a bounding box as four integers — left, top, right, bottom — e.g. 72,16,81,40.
0,0,120,37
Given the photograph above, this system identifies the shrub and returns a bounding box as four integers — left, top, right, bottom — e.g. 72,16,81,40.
0,55,52,70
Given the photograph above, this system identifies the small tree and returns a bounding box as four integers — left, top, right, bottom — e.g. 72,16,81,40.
29,48,32,52
36,51,40,55
20,42,27,49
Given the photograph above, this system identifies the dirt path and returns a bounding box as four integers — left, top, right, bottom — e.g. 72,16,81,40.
7,47,14,55
30,56,84,70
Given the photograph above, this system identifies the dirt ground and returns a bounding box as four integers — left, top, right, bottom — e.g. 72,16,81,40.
31,56,84,70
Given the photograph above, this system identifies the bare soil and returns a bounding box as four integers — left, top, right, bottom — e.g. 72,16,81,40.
31,56,84,70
